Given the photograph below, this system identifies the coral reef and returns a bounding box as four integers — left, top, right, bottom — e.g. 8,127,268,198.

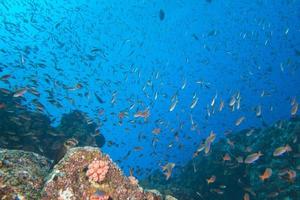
0,149,52,199
141,117,300,200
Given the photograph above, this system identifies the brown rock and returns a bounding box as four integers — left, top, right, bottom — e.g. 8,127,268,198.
41,147,162,200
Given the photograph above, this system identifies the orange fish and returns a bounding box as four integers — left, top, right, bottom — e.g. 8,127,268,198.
162,162,175,180
223,153,231,161
287,169,296,181
204,131,216,154
134,109,150,119
259,168,272,181
207,131,216,142
152,128,161,135
205,141,212,154
119,112,125,119
207,175,216,184
118,111,128,119
243,187,256,197
193,144,205,158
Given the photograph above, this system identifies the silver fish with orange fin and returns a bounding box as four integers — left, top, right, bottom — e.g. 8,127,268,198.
162,162,175,180
291,103,298,116
244,152,263,164
235,116,245,126
273,145,292,156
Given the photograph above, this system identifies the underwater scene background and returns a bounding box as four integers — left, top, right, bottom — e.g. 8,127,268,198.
0,0,299,199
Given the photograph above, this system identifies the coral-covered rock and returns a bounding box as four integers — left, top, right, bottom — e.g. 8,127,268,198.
0,149,52,199
41,147,162,200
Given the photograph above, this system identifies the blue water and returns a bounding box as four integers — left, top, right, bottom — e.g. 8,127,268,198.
0,0,300,178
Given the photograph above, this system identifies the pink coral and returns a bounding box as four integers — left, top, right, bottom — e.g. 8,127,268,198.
86,159,109,183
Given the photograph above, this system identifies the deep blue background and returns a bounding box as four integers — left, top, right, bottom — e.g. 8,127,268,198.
1,0,300,177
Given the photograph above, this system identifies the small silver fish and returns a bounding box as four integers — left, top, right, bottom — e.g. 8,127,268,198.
190,97,198,109
169,99,178,112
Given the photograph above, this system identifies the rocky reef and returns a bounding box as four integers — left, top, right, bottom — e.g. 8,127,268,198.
41,147,162,200
0,147,175,200
0,149,52,199
141,117,300,200
1,87,299,199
